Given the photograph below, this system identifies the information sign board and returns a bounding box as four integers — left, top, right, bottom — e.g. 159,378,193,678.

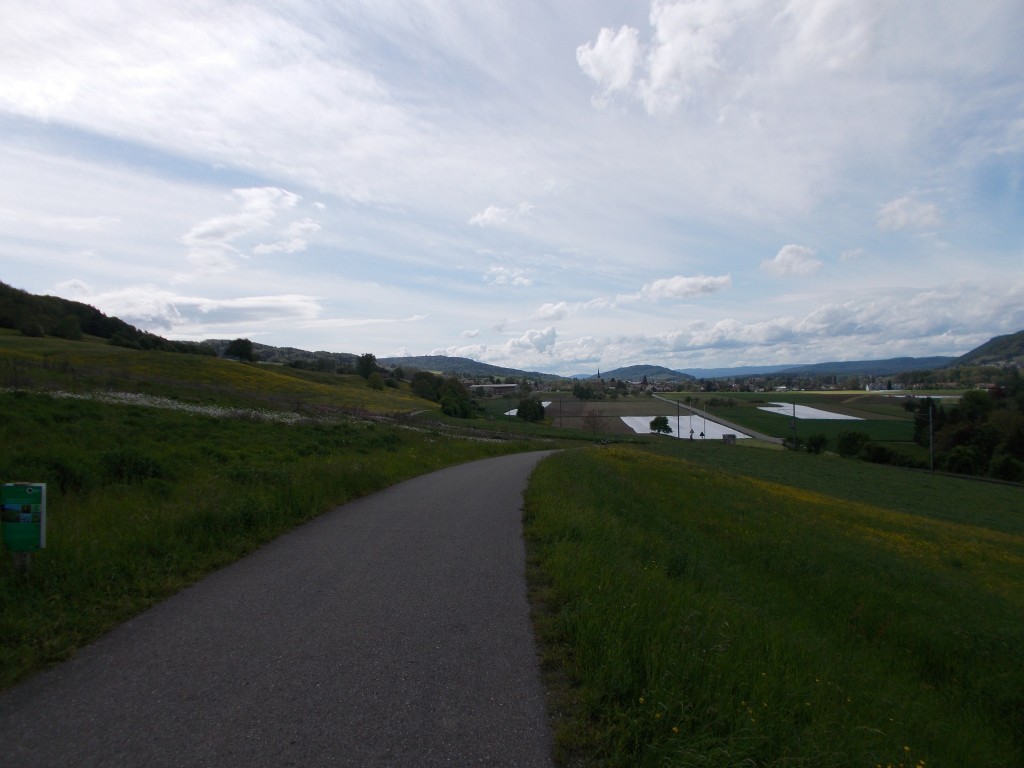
1,483,47,552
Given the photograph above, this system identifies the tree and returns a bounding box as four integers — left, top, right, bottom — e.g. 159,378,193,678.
806,433,828,454
517,397,545,423
225,338,255,361
356,353,378,379
582,408,608,438
411,370,440,401
573,381,599,400
367,372,385,390
649,415,672,435
438,376,474,417
54,314,82,341
836,431,870,458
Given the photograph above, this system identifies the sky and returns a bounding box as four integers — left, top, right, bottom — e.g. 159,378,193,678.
2,0,1022,376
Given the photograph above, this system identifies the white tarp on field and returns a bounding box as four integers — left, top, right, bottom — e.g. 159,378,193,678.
621,416,750,439
757,403,862,420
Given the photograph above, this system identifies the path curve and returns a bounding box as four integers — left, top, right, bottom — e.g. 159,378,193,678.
0,451,557,768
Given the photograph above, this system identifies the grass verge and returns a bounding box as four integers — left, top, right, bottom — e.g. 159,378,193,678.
525,446,1023,767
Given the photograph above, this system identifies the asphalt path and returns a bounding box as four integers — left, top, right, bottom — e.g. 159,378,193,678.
0,451,557,768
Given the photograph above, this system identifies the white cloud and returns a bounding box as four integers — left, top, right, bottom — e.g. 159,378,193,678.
180,187,305,275
44,215,122,232
576,25,641,104
436,326,559,366
509,326,558,354
484,265,532,286
300,314,427,330
55,281,322,335
253,218,321,255
876,196,943,231
639,274,732,300
638,0,747,114
469,203,534,227
760,245,822,277
535,301,572,321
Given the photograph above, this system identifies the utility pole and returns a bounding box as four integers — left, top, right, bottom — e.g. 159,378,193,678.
929,402,934,472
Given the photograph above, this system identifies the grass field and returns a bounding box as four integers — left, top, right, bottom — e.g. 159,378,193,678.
525,446,1023,767
0,330,430,414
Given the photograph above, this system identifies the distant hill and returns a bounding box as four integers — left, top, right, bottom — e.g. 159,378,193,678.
206,339,358,369
955,330,1024,367
680,365,794,379
0,280,210,353
576,364,694,381
776,356,957,377
379,355,559,380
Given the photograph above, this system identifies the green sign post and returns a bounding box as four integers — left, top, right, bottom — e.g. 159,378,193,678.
2,482,47,553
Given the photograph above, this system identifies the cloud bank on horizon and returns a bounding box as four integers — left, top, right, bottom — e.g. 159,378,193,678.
2,0,1022,375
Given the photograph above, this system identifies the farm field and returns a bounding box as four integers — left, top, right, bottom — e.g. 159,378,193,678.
525,445,1023,767
657,390,935,444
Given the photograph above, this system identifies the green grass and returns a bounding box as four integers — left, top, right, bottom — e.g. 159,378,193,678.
525,446,1023,767
0,330,431,413
642,439,1024,536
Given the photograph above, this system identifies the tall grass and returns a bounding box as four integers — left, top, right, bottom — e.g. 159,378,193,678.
525,447,1023,767
0,391,535,688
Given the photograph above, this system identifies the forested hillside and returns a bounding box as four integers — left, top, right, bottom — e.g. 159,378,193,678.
956,330,1024,367
0,281,209,354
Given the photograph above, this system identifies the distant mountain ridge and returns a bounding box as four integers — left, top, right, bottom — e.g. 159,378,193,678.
587,356,957,382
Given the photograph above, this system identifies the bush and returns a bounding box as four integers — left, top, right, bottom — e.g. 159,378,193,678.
837,431,870,458
944,445,982,476
989,452,1024,482
517,397,546,423
806,433,828,454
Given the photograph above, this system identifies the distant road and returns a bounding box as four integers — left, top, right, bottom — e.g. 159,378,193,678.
0,452,557,768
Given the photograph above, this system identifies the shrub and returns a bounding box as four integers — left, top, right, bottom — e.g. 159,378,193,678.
518,398,546,423
837,431,870,458
989,452,1024,482
806,433,828,454
943,445,982,476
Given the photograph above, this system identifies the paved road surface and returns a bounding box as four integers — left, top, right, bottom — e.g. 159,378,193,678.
0,451,557,768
